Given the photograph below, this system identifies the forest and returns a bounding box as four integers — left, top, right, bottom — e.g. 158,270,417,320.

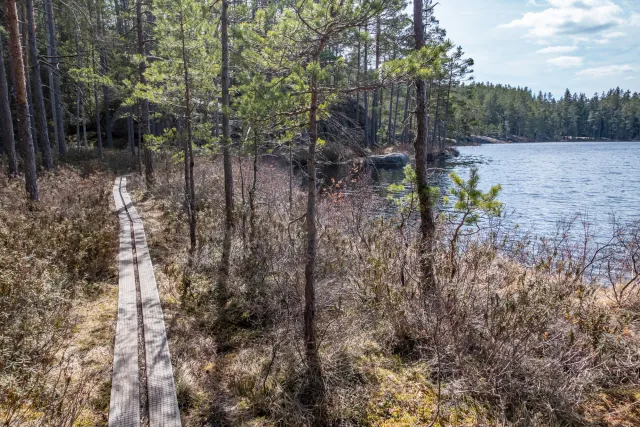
1,0,639,425
452,84,640,142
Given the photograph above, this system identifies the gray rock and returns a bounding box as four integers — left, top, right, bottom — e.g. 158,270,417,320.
365,152,410,168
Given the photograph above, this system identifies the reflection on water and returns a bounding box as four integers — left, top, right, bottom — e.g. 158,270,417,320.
317,141,640,239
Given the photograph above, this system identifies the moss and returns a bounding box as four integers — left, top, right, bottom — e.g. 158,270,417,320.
359,355,492,426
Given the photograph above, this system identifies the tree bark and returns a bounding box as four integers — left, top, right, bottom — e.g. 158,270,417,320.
44,0,66,157
100,50,113,148
392,82,400,143
25,0,53,169
387,84,394,144
355,28,360,128
441,66,454,149
19,11,38,159
432,84,440,157
0,32,18,176
92,47,103,157
218,0,234,306
74,14,87,149
363,23,369,146
402,84,410,143
180,13,196,263
137,0,154,185
128,107,135,154
413,0,436,292
305,57,326,420
6,0,38,199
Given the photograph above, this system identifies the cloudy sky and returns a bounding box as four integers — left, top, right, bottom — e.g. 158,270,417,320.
436,0,640,98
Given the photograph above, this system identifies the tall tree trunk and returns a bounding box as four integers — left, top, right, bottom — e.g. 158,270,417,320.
363,23,369,146
441,67,454,148
6,0,38,199
25,0,53,169
305,56,326,421
387,84,394,144
432,84,440,157
392,82,400,143
355,29,360,128
413,0,436,292
100,51,113,148
180,13,196,263
378,86,384,142
92,48,103,157
371,18,380,146
74,16,86,149
128,107,135,154
218,0,234,306
0,32,18,176
402,84,410,143
44,0,66,157
19,11,38,158
136,0,153,185
137,105,143,173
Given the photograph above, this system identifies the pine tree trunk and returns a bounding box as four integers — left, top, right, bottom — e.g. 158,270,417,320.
100,52,113,148
363,23,369,146
392,83,400,144
180,13,196,262
378,86,384,142
402,84,410,143
355,29,360,128
218,0,234,306
432,85,440,157
0,32,18,176
371,17,380,145
136,0,154,185
304,56,327,422
413,0,436,292
128,107,135,154
20,12,38,157
92,48,103,157
25,0,53,169
442,69,454,149
387,84,394,145
44,0,66,157
6,0,38,199
74,16,85,149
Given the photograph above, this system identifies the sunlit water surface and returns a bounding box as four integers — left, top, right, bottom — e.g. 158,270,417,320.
320,141,640,240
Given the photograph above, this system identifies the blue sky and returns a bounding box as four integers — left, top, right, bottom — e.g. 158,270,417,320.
435,0,640,98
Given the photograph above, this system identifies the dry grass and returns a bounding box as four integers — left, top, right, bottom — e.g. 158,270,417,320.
3,149,638,426
0,160,120,426
126,151,640,426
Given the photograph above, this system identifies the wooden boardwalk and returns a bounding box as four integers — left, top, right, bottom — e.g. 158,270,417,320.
110,177,181,427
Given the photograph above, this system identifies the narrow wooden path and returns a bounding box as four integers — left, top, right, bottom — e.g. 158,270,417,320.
110,177,181,427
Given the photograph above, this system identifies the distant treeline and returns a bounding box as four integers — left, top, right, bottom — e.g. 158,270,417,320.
451,83,640,142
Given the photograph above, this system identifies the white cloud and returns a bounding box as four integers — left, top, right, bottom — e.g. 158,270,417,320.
576,64,633,77
602,30,625,38
593,30,627,44
537,45,578,53
547,56,584,67
501,0,627,39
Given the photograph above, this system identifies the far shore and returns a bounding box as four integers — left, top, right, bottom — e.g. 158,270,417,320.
454,135,640,146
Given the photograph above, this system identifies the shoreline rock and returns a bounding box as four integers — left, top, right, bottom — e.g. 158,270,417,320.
365,152,410,169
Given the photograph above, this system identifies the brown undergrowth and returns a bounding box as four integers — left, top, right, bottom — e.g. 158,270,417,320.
0,156,120,426
128,152,640,426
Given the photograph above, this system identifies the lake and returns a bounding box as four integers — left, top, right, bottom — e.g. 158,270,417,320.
323,141,640,239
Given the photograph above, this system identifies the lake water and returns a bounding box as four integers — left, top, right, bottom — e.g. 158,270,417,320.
324,141,640,239
450,141,640,238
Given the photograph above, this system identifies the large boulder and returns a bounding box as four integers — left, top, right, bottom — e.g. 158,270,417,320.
365,152,410,169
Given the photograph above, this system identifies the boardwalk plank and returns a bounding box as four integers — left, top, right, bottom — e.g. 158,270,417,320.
109,178,141,427
120,180,182,427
